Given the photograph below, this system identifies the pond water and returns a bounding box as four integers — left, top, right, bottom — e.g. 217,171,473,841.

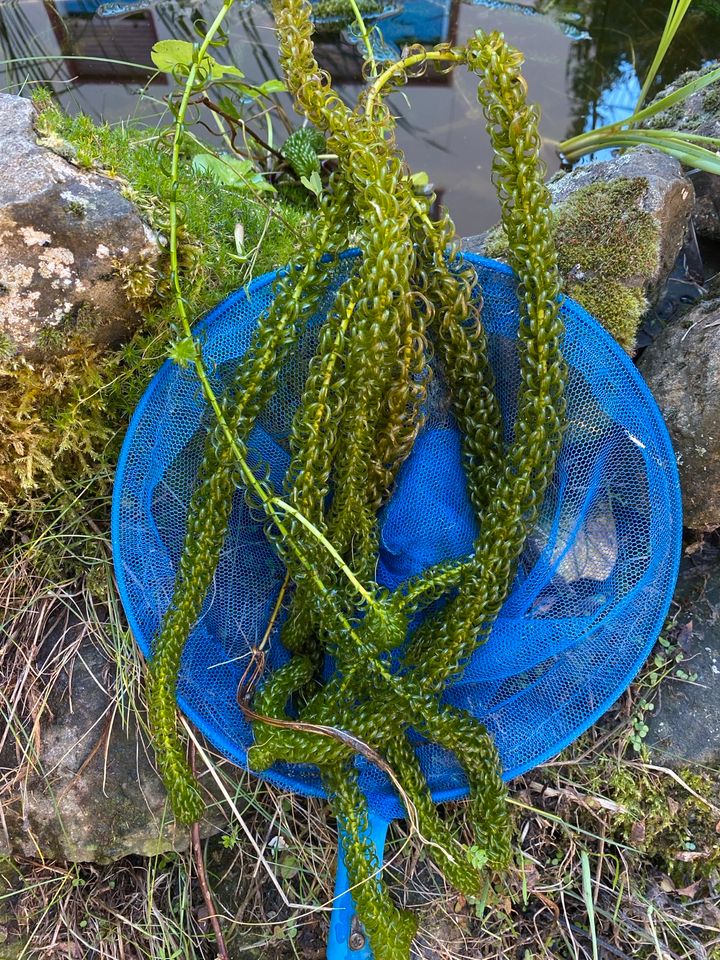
1,0,719,234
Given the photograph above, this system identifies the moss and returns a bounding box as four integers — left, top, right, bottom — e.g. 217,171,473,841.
602,764,720,886
36,325,66,351
0,105,310,529
0,334,16,362
644,62,720,133
487,178,659,352
111,257,158,310
566,281,647,353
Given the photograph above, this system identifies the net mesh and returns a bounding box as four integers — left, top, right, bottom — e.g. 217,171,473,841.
111,252,681,823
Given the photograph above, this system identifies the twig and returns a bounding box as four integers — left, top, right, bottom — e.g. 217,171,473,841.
190,742,230,960
199,94,286,162
632,762,720,816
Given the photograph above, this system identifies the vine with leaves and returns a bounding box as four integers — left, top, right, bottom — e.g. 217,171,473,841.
144,0,566,955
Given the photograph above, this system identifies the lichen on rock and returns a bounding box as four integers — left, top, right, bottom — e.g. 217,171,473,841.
0,94,309,522
0,93,161,360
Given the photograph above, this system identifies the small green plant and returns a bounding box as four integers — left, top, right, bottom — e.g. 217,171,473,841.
558,0,720,170
628,698,654,753
145,0,566,956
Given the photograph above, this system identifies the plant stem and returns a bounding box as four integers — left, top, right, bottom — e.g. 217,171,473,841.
635,0,693,112
365,49,464,117
348,0,376,76
166,1,376,614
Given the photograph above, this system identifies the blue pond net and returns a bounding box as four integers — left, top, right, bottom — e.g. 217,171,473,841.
112,252,681,823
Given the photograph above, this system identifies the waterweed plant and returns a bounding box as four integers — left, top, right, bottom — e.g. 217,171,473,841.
145,0,566,954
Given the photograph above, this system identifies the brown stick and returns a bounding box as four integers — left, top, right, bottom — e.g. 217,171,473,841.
189,742,229,960
199,94,286,162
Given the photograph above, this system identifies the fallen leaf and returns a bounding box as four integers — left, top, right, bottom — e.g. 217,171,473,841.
677,619,694,652
676,881,702,898
674,850,707,862
631,820,646,845
533,891,560,918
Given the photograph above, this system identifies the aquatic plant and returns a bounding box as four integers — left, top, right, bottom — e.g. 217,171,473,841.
485,176,661,352
146,0,566,954
559,0,720,171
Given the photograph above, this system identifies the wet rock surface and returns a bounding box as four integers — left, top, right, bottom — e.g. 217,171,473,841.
0,606,218,863
639,285,720,531
647,543,720,767
0,94,159,359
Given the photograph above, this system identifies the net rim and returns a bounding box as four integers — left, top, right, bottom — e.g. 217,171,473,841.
111,251,682,806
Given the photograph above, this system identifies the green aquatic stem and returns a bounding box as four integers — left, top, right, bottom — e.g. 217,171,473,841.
148,0,241,826
365,48,465,117
348,0,377,75
561,129,720,174
246,15,561,954
149,0,378,825
149,0,565,953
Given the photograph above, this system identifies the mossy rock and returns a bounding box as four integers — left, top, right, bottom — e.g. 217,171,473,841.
0,98,310,524
643,63,720,241
471,148,694,353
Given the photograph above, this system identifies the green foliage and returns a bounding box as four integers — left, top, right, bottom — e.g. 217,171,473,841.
150,38,245,81
486,178,660,352
0,107,308,525
191,152,275,192
281,126,326,179
147,1,567,956
558,1,720,171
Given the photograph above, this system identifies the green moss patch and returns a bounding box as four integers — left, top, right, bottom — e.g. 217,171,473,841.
486,177,660,352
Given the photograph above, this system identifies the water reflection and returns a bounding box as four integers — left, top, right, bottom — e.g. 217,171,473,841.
564,0,720,143
0,0,719,233
462,0,590,40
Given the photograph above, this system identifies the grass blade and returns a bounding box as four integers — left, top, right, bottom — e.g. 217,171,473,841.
636,0,694,111
580,848,599,960
631,63,720,126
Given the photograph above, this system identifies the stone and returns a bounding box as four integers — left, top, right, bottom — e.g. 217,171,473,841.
0,606,218,863
0,94,159,359
638,286,720,531
647,543,720,767
643,63,720,241
464,148,694,352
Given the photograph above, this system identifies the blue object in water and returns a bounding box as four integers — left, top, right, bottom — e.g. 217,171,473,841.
112,251,681,959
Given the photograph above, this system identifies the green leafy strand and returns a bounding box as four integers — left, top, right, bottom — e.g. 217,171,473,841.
147,2,566,955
